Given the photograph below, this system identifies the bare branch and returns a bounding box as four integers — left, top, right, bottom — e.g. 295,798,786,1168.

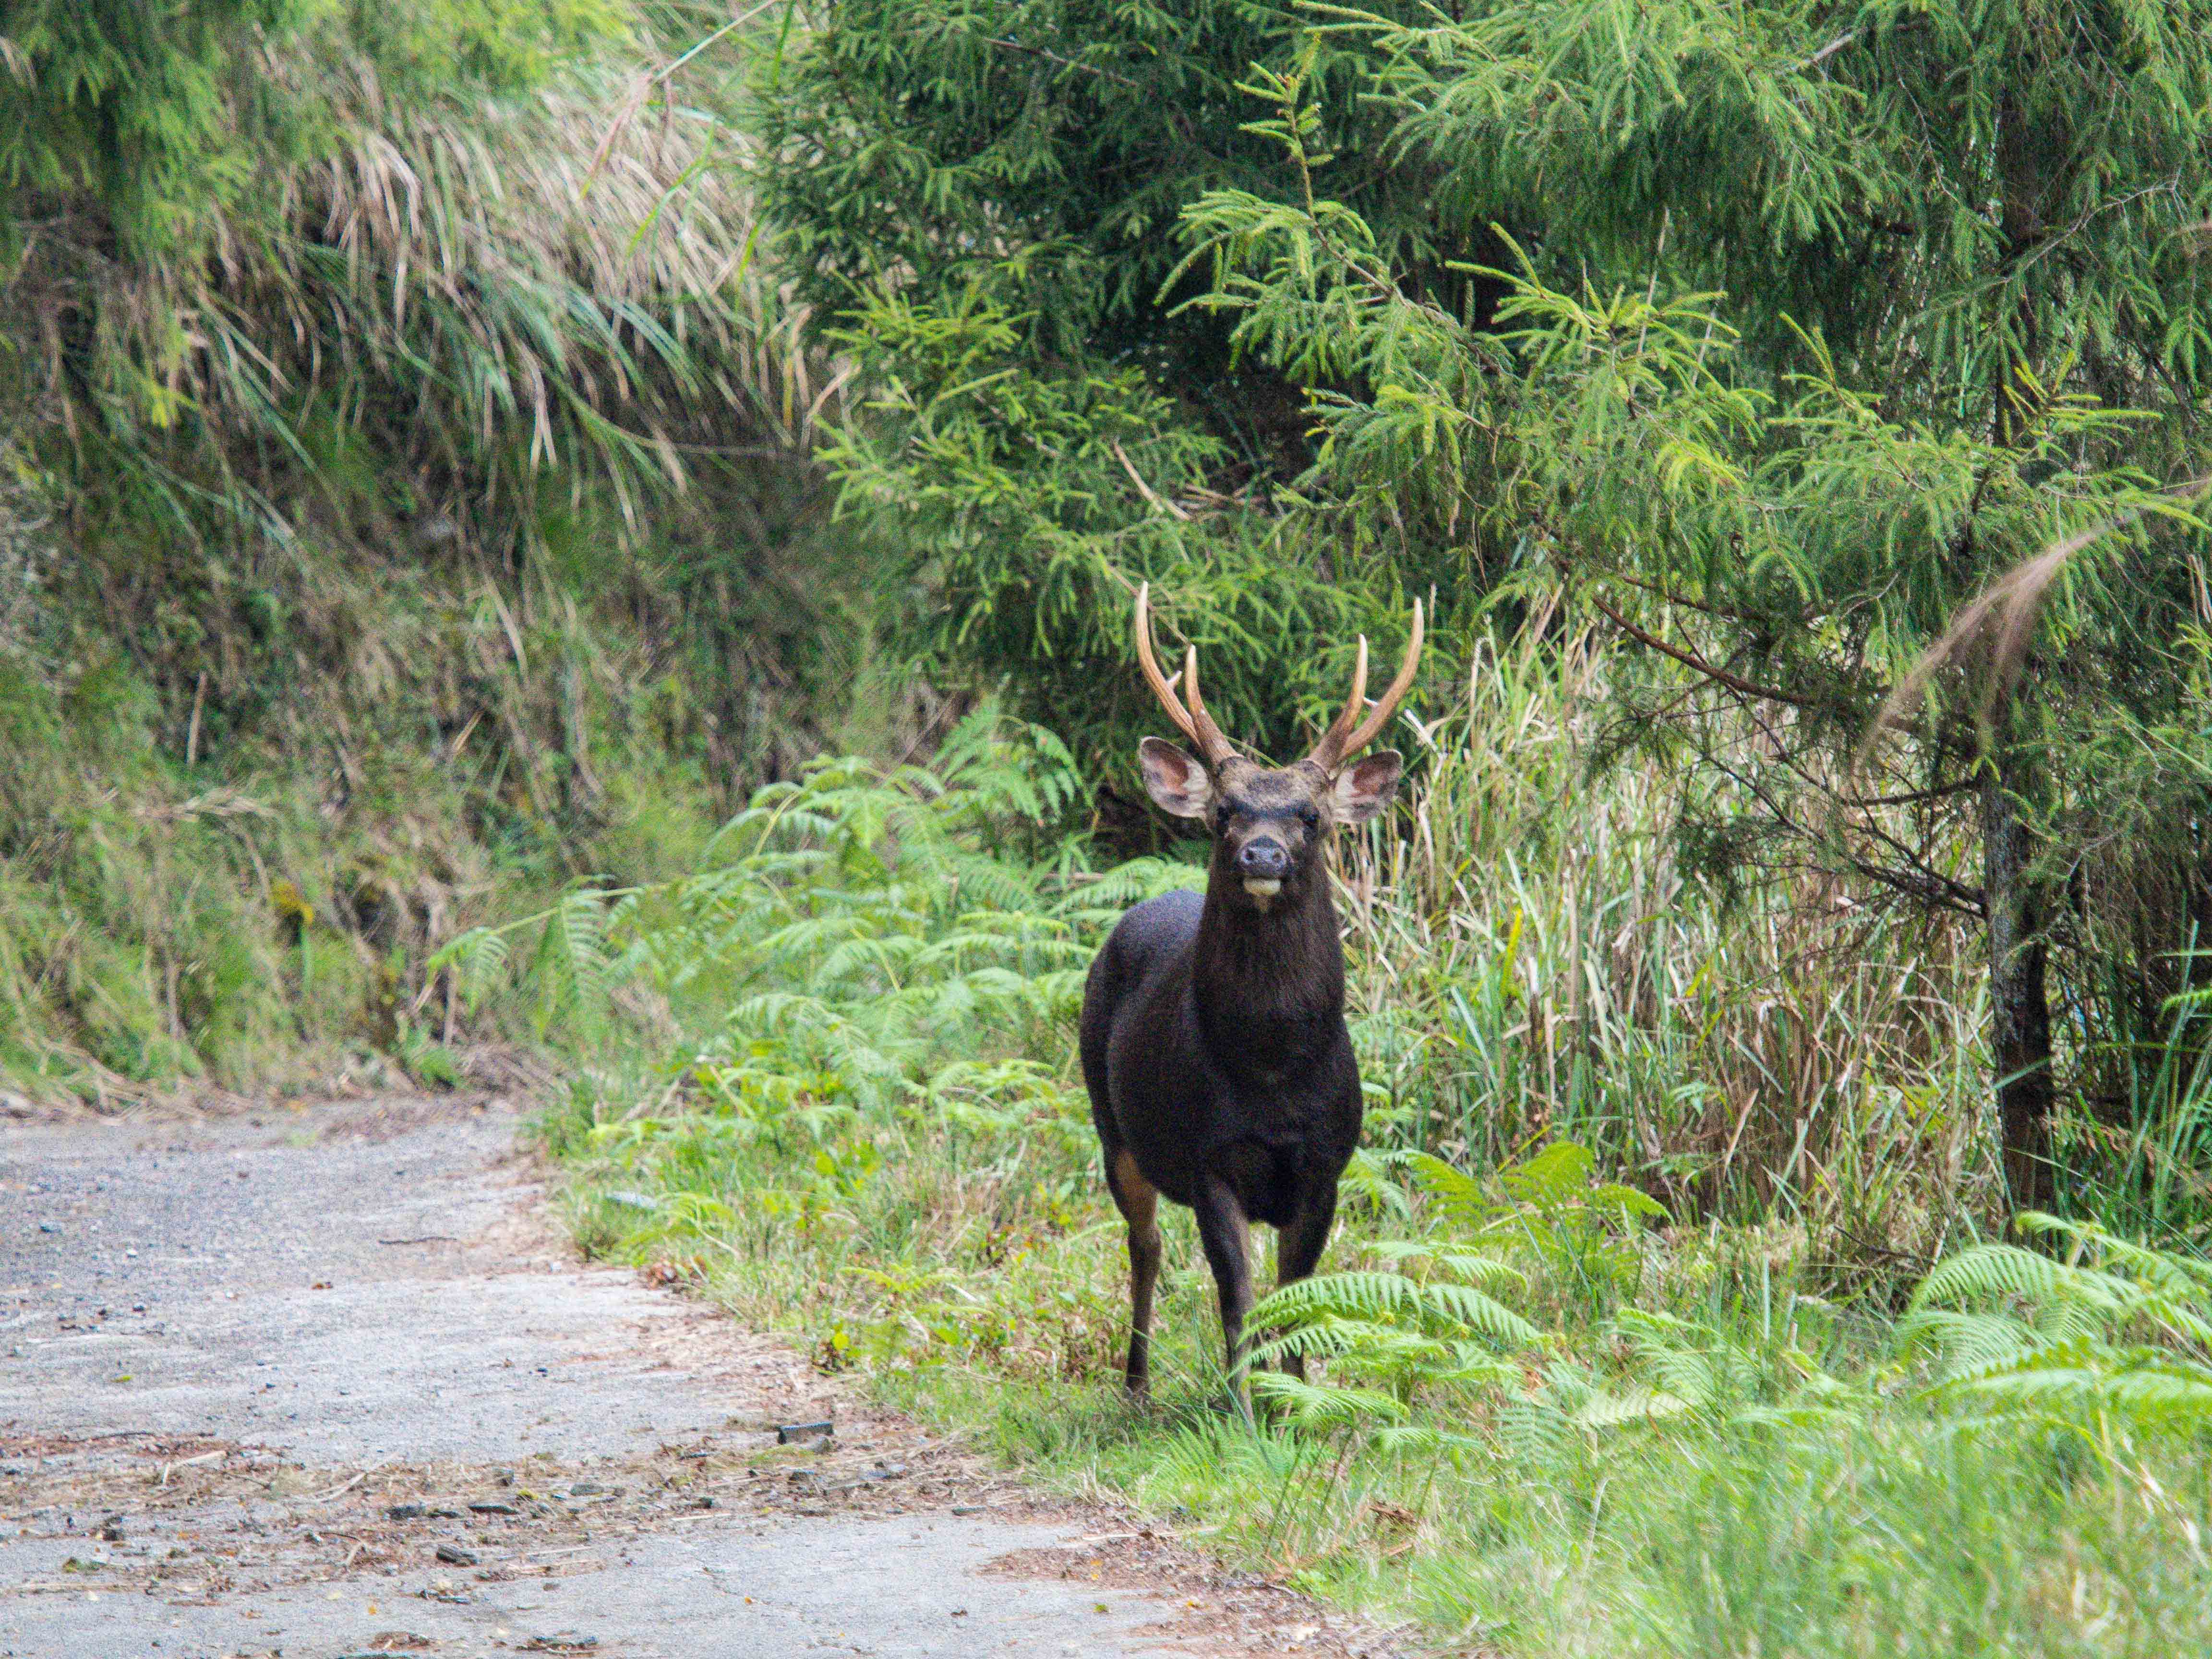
985,37,1140,88
1791,30,1859,73
1588,594,1826,709
1111,441,1192,521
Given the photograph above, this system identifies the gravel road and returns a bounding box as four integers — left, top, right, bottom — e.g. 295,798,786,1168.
0,1093,1394,1659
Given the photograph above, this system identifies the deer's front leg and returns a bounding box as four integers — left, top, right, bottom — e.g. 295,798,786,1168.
1192,1176,1256,1415
1270,1170,1342,1383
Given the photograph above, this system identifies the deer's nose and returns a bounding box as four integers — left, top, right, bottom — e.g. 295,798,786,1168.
1237,839,1292,880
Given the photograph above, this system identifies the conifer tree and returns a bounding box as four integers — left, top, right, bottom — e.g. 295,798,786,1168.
1178,2,2212,1207
753,0,1442,775
764,0,2212,1208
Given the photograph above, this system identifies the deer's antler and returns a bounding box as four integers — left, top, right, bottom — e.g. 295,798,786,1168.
1134,584,1238,768
1307,599,1424,772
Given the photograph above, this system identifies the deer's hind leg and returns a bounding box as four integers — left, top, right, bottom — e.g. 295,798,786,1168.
1106,1148,1164,1396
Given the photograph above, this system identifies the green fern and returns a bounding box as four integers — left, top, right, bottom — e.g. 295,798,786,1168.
481,709,1180,1154
1249,1371,1413,1431
1901,1213,2212,1429
1246,1232,1540,1431
427,924,512,1014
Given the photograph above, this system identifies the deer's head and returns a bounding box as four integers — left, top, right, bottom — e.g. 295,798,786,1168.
1131,585,1422,912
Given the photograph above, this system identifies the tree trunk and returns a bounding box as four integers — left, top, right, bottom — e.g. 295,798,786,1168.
1981,744,2056,1211
1979,95,2056,1213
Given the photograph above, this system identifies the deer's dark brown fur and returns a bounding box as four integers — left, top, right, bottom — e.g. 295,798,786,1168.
1080,588,1420,1399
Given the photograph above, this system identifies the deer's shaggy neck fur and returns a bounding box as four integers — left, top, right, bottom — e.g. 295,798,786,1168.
1192,840,1346,1072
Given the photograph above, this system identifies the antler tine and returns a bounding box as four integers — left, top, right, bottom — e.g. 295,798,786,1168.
1133,583,1201,748
1180,643,1240,768
1305,637,1368,773
1308,600,1424,769
1339,598,1424,755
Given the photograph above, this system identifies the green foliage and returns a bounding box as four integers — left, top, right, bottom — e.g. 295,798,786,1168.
523,706,2212,1657
1251,1140,1675,1430
815,281,1394,778
445,703,1162,1121
753,0,1427,362
1172,27,2212,1214
1905,1211,2212,1430
1355,0,2212,403
0,3,880,1098
0,0,628,258
1183,48,2204,769
752,0,1450,790
1397,1140,1668,1318
0,0,300,257
754,0,2212,1226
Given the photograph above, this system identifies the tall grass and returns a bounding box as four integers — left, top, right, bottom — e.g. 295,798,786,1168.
1340,626,2004,1277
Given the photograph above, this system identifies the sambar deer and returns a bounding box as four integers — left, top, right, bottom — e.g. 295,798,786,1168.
1080,584,1423,1400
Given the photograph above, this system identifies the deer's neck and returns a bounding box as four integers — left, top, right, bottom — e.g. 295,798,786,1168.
1191,865,1345,1065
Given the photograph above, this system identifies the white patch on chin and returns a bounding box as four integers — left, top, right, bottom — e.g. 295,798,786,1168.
1242,878,1282,900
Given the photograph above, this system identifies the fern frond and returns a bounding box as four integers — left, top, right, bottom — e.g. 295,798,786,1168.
1249,1371,1410,1430
1909,1243,2132,1318
1252,1271,1428,1326
1367,1239,1523,1287
1897,1308,2044,1378
1397,1150,1488,1223
1574,1385,1694,1428
1420,1280,1541,1348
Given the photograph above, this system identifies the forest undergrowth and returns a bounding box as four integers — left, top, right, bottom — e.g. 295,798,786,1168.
0,0,888,1103
507,653,2212,1657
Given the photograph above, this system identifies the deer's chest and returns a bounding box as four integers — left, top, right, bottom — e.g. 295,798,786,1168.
1105,994,1360,1211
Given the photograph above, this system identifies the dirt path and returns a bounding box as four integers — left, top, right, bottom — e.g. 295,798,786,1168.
0,1093,1397,1659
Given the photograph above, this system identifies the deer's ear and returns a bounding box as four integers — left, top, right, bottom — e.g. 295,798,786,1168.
1332,750,1402,823
1138,737,1214,818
